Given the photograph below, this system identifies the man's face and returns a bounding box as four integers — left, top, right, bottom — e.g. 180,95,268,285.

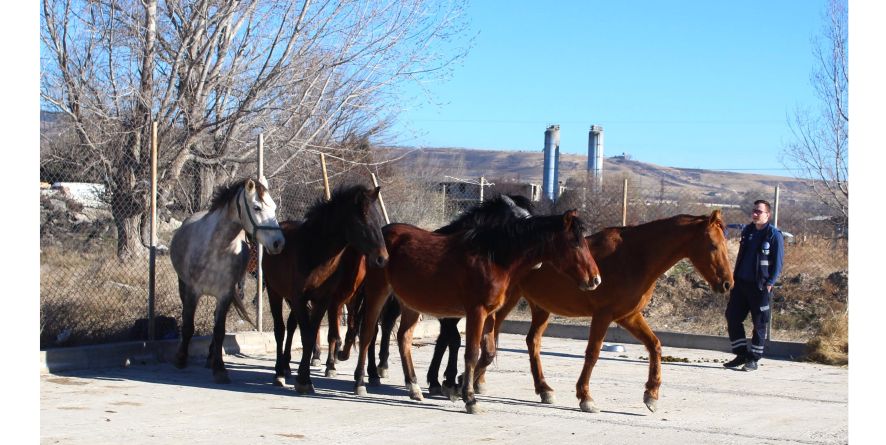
751,204,770,225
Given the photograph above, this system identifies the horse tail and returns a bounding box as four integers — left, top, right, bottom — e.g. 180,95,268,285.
231,288,258,331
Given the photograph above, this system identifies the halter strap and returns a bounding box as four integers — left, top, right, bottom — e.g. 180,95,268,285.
237,186,282,243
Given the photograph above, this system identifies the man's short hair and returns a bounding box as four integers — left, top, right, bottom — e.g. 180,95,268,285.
754,200,771,212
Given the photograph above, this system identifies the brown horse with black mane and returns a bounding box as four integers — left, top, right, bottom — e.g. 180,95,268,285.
353,209,601,413
261,185,388,393
478,210,733,413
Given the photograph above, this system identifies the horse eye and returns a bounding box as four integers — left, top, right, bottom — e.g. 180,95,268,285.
253,206,261,212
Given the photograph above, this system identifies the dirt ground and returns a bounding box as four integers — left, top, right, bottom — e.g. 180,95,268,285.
41,332,847,445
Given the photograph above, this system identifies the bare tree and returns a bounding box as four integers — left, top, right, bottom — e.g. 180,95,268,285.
781,0,848,233
41,0,471,259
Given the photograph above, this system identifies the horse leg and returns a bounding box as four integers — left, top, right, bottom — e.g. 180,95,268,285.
475,289,520,393
442,318,462,401
268,287,289,386
576,313,614,413
526,303,555,404
474,313,496,395
367,323,380,385
174,279,197,369
377,296,400,378
294,297,328,394
311,323,322,368
209,293,235,384
354,274,389,396
462,306,487,414
282,302,298,378
324,306,341,377
396,306,423,401
618,311,663,413
426,319,450,396
338,298,360,362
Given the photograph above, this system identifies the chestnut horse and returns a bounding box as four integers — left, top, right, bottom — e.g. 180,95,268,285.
262,185,388,392
353,209,601,413
170,178,285,383
479,210,733,413
343,195,536,397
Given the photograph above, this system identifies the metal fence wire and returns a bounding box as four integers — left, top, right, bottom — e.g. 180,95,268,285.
40,151,848,348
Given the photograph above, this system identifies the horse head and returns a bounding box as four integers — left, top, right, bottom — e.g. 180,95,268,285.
239,178,285,254
548,210,602,292
345,185,389,268
686,209,733,293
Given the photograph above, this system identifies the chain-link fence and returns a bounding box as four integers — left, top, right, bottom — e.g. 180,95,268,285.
40,149,848,348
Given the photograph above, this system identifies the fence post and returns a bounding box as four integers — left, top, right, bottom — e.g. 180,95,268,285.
320,153,332,201
622,178,628,226
441,184,447,222
370,173,391,224
148,121,158,341
773,185,780,228
256,133,264,333
479,176,485,202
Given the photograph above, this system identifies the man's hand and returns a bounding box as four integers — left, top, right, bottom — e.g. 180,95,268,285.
766,285,773,293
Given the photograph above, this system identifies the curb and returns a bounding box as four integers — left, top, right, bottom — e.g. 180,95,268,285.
498,320,807,360
40,319,805,374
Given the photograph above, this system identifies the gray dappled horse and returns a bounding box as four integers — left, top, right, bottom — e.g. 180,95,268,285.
170,178,285,383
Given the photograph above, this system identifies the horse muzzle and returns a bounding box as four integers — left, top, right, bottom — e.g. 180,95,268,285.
371,251,389,268
579,275,602,292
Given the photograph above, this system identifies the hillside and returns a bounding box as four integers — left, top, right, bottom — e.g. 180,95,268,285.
375,146,811,199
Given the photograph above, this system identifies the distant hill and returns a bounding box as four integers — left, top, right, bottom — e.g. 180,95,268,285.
374,146,811,200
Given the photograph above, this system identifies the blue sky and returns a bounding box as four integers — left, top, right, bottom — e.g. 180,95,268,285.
390,1,827,176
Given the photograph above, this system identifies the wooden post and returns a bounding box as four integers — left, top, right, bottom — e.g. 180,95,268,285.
479,176,485,202
621,178,628,226
370,173,391,224
148,121,158,341
773,185,780,228
441,184,447,222
320,153,332,201
256,133,264,332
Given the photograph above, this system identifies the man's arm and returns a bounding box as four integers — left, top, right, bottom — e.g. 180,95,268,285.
766,230,785,292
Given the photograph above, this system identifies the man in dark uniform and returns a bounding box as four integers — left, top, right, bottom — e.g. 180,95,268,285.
723,199,784,371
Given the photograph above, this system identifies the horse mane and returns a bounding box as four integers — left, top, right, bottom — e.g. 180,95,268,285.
435,194,535,235
303,184,373,225
599,212,723,240
462,211,587,266
208,178,268,212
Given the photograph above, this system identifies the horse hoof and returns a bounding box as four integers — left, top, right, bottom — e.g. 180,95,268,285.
428,385,443,396
465,401,483,414
213,372,231,384
540,391,556,404
644,393,658,413
325,369,337,378
408,384,424,401
295,382,315,394
368,377,381,387
378,366,388,378
474,383,487,395
442,383,460,402
336,351,350,362
311,358,322,367
273,377,288,387
580,399,600,413
355,386,367,396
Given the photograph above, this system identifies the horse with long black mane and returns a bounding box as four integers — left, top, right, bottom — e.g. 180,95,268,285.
170,178,285,383
261,184,388,392
342,194,536,396
478,210,734,413
352,202,601,413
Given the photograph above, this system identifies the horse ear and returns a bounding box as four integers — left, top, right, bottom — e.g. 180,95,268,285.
258,175,269,188
709,209,722,225
367,186,381,202
245,179,256,194
563,209,578,229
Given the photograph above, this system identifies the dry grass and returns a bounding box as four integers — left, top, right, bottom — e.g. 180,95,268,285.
804,310,848,366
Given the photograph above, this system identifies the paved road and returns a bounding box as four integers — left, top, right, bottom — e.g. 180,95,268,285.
41,333,847,444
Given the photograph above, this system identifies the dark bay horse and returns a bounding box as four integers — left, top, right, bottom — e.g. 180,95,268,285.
480,210,734,413
262,185,388,392
353,209,601,413
170,178,285,383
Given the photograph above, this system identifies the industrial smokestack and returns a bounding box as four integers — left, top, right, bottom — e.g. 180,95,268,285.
588,125,604,187
542,125,560,201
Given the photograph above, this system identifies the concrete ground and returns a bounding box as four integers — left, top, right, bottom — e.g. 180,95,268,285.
41,333,847,445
